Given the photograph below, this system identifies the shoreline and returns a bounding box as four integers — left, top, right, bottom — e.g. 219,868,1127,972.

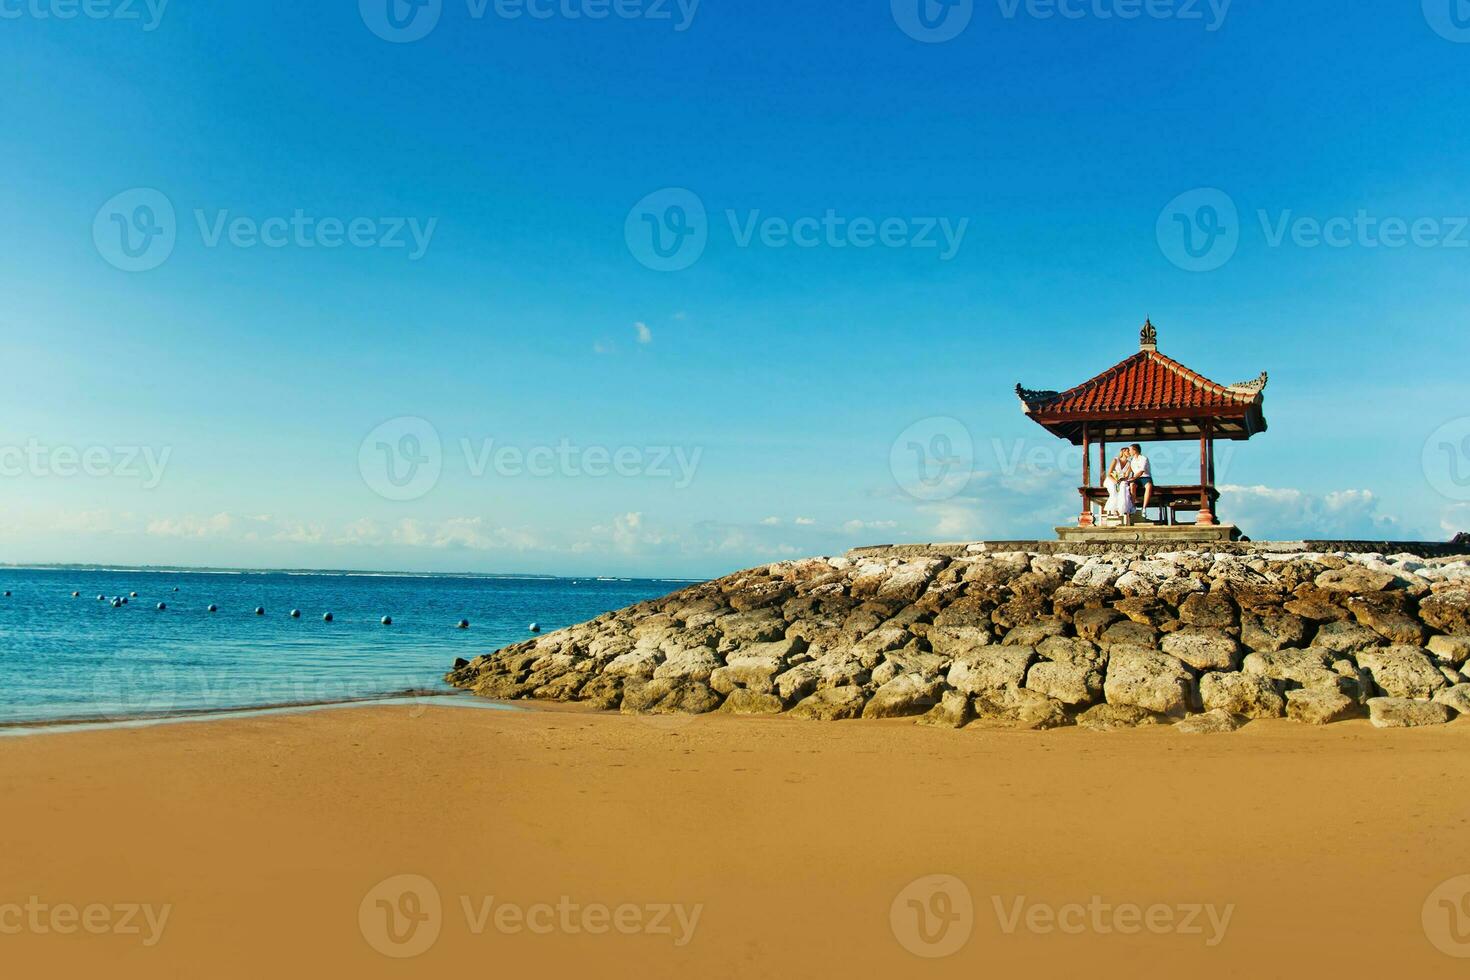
0,688,479,735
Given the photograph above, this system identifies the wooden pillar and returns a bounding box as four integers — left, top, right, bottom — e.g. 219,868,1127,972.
1078,424,1095,527
1198,419,1217,526
1098,438,1107,487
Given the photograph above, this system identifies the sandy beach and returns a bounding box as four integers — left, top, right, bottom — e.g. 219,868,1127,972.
3,699,1469,977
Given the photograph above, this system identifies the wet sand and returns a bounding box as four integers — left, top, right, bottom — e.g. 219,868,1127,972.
3,701,1469,977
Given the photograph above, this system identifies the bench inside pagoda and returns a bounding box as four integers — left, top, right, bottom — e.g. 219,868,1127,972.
1015,319,1268,542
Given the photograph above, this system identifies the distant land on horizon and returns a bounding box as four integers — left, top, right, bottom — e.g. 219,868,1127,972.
0,562,704,583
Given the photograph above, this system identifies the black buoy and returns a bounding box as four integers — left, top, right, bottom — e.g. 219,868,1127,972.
381,616,393,626
255,607,265,616
121,597,129,605
72,591,80,597
157,602,167,611
208,604,218,613
528,622,541,633
130,591,138,598
112,599,122,608
3,591,10,597
97,595,106,601
323,612,334,622
457,619,470,630
290,609,301,619
173,587,179,593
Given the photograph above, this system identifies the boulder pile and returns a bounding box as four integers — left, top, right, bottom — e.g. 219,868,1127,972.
446,546,1470,732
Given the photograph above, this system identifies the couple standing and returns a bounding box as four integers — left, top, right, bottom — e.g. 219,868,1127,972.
1104,444,1153,518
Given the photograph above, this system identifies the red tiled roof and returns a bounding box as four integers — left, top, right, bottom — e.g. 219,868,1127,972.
1018,349,1268,416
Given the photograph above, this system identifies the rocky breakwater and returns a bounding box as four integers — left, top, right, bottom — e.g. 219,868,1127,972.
446,548,1470,732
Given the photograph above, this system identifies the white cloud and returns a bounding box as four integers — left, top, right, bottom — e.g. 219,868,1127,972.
760,516,781,525
146,513,236,539
794,517,816,526
1217,485,1400,538
635,321,652,344
841,519,898,535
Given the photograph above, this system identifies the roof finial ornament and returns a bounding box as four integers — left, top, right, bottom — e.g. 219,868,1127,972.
1140,317,1158,351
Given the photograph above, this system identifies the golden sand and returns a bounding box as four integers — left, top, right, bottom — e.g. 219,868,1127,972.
3,701,1469,977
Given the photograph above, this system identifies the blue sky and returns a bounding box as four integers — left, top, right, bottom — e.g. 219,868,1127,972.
2,0,1469,577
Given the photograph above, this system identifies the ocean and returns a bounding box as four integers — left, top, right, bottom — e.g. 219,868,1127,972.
0,568,687,725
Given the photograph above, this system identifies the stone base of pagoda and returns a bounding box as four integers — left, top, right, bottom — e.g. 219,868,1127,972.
1055,524,1241,545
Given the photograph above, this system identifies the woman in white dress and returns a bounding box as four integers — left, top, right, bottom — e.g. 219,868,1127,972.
1103,449,1135,517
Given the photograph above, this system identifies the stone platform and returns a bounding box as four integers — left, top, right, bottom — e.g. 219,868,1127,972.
1056,524,1241,545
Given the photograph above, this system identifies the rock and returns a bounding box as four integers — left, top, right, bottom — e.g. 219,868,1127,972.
1000,620,1066,647
652,647,721,683
1242,649,1333,686
1315,567,1397,594
1178,592,1238,628
772,663,820,703
1035,635,1103,665
1103,647,1195,717
1286,688,1358,725
1346,594,1427,645
728,581,794,612
531,670,588,701
1158,576,1208,608
1367,697,1452,729
863,673,944,719
719,689,785,715
1311,620,1386,655
1076,703,1167,731
1433,684,1470,715
851,627,911,668
926,626,993,660
917,690,972,729
1421,589,1470,635
810,652,870,689
620,678,721,715
946,646,1035,694
1357,646,1447,700
875,559,946,602
1240,611,1309,652
715,609,787,650
1072,560,1125,589
871,649,949,687
1428,635,1470,665
579,674,623,710
789,686,868,721
1025,659,1104,706
603,648,662,679
932,594,993,628
1199,672,1285,718
1114,597,1174,629
1073,607,1123,642
1162,628,1241,671
1284,595,1351,623
1176,709,1247,734
1099,619,1159,649
971,685,1070,730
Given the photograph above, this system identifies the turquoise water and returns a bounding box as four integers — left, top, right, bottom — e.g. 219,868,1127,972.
0,569,684,724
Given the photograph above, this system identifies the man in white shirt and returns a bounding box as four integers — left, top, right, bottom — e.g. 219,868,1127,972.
1129,444,1153,515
